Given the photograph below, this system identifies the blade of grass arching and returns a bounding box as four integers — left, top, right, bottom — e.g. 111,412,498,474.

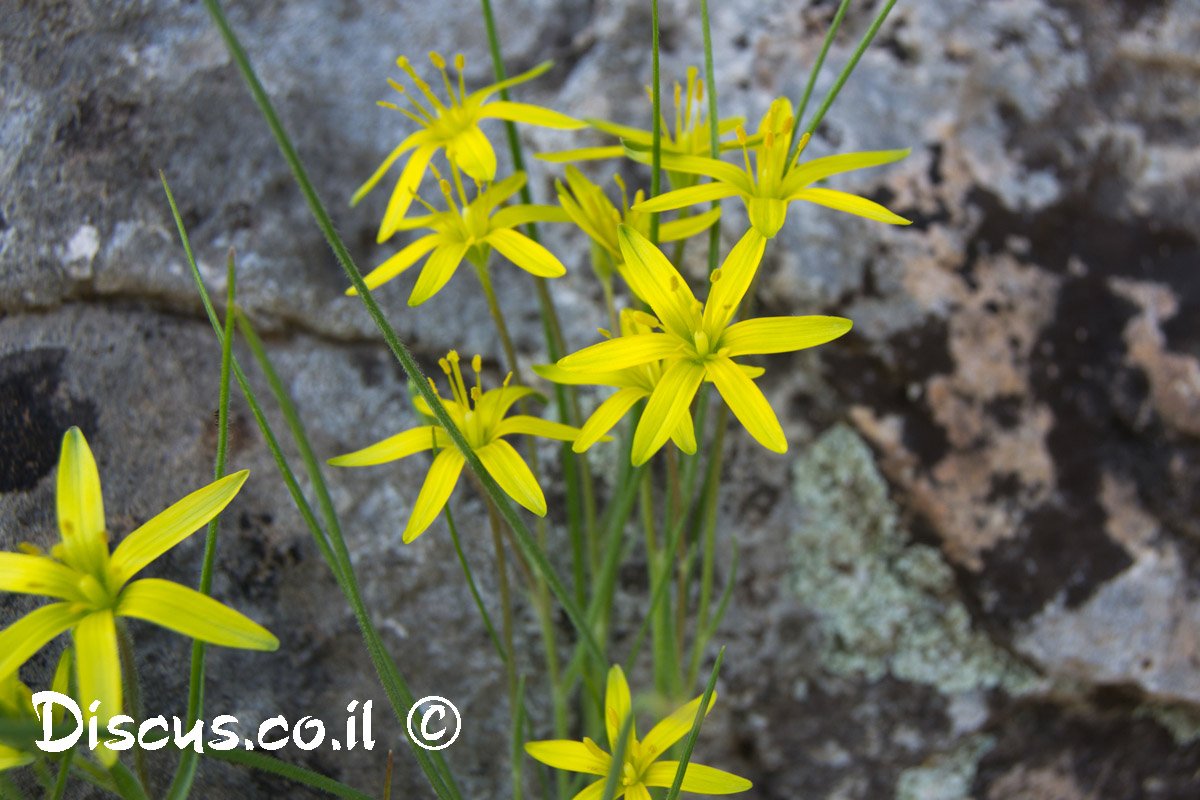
802,0,898,140
649,0,663,243
200,0,606,670
165,250,237,800
598,711,635,800
201,747,375,800
664,646,725,800
233,311,464,800
786,0,853,169
162,177,458,800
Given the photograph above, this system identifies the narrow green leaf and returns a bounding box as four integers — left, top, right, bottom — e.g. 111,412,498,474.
664,646,725,800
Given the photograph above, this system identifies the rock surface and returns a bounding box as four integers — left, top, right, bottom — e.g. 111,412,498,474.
3,0,1200,797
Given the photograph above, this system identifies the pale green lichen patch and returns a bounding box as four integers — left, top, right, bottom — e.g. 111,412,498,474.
1136,702,1200,745
895,734,995,800
789,424,1040,695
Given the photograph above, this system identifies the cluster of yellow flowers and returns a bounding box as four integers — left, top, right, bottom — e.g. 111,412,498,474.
328,52,911,795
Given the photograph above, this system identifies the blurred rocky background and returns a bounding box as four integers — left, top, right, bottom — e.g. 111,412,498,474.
3,0,1199,797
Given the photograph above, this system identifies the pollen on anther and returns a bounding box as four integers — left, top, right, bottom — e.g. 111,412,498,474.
429,51,446,69
454,54,465,70
597,328,612,339
472,354,482,373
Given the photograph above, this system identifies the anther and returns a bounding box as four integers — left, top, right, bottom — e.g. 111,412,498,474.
710,268,723,283
735,126,748,146
439,358,451,375
597,328,612,339
669,276,680,291
429,51,446,70
454,54,465,70
472,354,482,373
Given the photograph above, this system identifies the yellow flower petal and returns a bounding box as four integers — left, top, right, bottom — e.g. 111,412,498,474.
632,360,705,466
669,408,697,455
537,146,625,163
403,448,466,543
702,228,766,335
605,665,634,751
586,117,653,143
408,242,471,306
117,578,278,651
378,144,437,243
446,124,497,184
56,427,107,576
475,386,540,429
570,779,608,800
473,60,554,102
625,784,651,800
706,356,786,453
787,187,911,225
0,603,83,679
639,692,716,762
781,148,911,196
109,470,249,586
721,316,852,357
491,204,572,230
350,129,429,206
476,439,546,516
327,426,451,468
486,229,566,278
627,149,752,193
0,554,82,601
478,172,528,211
643,762,752,794
0,745,34,772
350,234,443,295
532,364,640,389
633,183,740,215
558,334,682,373
74,610,120,733
523,740,611,776
658,207,723,243
573,387,647,453
616,226,699,341
746,196,787,238
479,101,583,129
493,415,584,443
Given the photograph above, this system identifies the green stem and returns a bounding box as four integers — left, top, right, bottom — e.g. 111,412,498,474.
649,0,662,243
802,0,899,140
107,761,151,800
114,621,148,793
48,751,73,800
202,747,375,800
166,250,237,800
688,404,727,686
664,647,725,800
786,0,853,168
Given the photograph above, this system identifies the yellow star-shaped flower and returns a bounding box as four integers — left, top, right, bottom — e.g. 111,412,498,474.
525,665,752,799
350,169,569,305
0,429,278,764
556,225,852,465
354,53,584,243
629,97,911,238
329,352,593,543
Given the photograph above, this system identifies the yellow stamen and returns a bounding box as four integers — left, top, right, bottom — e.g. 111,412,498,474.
598,328,612,339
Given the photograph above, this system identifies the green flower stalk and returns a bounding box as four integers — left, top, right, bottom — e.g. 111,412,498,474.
0,428,278,765
556,226,852,465
629,97,911,238
353,52,584,243
351,169,569,306
524,665,751,799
